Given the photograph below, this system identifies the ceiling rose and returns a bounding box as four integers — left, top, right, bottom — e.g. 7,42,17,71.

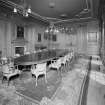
49,2,55,8
60,14,67,18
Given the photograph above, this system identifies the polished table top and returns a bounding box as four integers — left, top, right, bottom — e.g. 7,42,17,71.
14,49,68,65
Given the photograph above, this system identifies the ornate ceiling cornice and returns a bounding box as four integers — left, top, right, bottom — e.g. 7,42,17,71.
0,0,49,24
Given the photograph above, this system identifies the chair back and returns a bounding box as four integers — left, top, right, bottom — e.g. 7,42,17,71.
1,57,8,64
2,64,10,74
8,62,14,68
31,64,36,73
56,58,62,66
36,63,46,72
60,57,66,64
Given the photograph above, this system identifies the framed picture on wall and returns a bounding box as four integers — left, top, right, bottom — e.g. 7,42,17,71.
38,33,41,42
17,26,24,38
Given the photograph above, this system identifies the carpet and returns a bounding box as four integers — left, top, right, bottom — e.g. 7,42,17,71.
15,70,61,102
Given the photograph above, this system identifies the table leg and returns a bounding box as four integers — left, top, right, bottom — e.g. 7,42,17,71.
7,77,10,86
2,76,5,84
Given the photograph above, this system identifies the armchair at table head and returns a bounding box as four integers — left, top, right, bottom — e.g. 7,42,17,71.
2,64,21,85
2,64,10,74
31,62,47,86
60,56,67,66
1,57,8,65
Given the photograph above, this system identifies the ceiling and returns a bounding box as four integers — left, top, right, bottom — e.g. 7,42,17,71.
0,0,100,23
27,0,89,19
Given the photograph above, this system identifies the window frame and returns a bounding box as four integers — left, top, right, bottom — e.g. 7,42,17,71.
37,33,42,42
17,26,24,39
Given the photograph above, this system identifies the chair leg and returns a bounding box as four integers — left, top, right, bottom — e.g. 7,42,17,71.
32,74,34,78
19,73,22,80
7,78,10,86
57,68,61,77
45,73,47,83
36,76,38,86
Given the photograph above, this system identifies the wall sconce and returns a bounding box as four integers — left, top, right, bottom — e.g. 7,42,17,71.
13,7,17,13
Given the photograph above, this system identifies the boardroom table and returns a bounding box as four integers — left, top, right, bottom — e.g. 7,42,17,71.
14,49,68,70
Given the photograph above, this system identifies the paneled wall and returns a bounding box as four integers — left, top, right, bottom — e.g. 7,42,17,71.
0,20,14,57
48,20,99,56
25,24,46,52
0,18,47,57
86,21,99,55
0,17,99,57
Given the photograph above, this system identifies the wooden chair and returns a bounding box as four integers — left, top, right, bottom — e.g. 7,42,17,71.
49,58,62,72
2,64,21,85
1,57,8,65
31,63,47,86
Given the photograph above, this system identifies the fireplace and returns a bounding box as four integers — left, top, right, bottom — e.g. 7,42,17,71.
15,46,24,56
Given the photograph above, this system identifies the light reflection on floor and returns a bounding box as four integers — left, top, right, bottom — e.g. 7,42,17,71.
75,68,87,75
74,58,105,86
74,58,89,75
90,59,105,85
91,60,102,65
89,71,105,85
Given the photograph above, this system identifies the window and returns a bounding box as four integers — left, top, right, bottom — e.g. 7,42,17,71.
52,34,57,41
17,26,24,38
38,33,41,42
44,33,57,41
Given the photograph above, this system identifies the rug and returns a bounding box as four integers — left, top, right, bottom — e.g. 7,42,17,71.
15,70,61,102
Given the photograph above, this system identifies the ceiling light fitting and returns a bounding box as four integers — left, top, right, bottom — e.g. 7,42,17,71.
13,1,31,17
13,7,17,13
45,22,59,34
27,7,31,13
13,7,31,17
49,2,55,8
45,23,75,35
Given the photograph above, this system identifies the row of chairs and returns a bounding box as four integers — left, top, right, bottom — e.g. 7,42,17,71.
1,51,74,86
30,51,74,86
49,51,74,72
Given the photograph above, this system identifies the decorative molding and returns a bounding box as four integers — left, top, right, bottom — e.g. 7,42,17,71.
11,38,28,44
0,0,49,24
54,17,97,24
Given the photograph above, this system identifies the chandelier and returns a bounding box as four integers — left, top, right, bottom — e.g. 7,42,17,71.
13,0,31,17
45,22,59,34
45,22,76,35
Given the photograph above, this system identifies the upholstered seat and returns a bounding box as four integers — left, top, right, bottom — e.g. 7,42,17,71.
49,58,62,72
2,64,21,85
31,63,47,86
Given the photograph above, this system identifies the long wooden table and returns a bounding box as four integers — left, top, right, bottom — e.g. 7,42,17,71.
14,49,68,66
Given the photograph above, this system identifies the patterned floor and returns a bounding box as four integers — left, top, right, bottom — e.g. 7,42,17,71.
0,56,89,105
87,57,105,105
